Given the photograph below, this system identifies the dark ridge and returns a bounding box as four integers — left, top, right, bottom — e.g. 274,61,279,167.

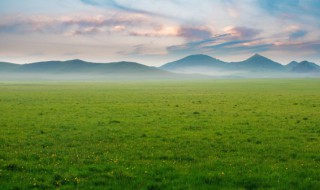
291,61,320,73
160,54,226,71
230,54,285,71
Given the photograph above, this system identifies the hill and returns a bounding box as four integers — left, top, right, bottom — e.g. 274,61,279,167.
230,54,285,72
160,54,287,75
3,60,170,75
1,56,319,79
287,61,320,73
160,54,227,73
0,62,20,72
285,61,299,70
0,59,177,80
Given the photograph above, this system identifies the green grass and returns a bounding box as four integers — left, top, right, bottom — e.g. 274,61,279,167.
0,79,319,189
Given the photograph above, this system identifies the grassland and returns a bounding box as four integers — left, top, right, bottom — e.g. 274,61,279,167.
0,79,319,189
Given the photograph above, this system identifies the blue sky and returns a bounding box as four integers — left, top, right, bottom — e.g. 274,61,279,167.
0,0,319,65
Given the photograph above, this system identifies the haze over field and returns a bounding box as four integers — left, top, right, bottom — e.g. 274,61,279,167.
0,0,319,66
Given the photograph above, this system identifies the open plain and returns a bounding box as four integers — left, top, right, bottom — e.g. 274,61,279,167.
0,79,319,189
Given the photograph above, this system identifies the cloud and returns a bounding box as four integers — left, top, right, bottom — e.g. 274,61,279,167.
2,13,219,40
289,30,308,40
178,26,212,41
204,39,256,49
79,0,228,24
117,44,168,56
128,26,178,37
0,16,51,34
166,34,228,54
167,32,275,56
166,25,264,55
225,26,261,39
274,40,320,53
128,25,214,40
66,27,102,36
0,13,159,36
168,31,320,57
80,0,164,17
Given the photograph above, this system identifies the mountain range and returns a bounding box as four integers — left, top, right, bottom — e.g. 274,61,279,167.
0,59,174,79
0,54,319,79
161,54,319,74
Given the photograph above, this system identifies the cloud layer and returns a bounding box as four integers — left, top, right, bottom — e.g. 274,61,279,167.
0,0,319,65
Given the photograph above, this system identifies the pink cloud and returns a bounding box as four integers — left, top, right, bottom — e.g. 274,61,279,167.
178,26,212,41
129,26,179,37
0,13,156,36
224,26,261,39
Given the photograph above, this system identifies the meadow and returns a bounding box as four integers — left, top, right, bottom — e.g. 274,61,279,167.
0,79,319,189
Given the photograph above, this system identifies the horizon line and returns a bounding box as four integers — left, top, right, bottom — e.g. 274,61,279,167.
1,53,319,66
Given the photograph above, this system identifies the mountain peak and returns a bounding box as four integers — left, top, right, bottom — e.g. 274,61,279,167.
160,54,225,71
185,54,214,59
249,53,268,60
300,60,312,64
286,61,299,69
245,53,278,64
233,53,284,71
180,54,219,62
288,61,299,65
65,59,87,63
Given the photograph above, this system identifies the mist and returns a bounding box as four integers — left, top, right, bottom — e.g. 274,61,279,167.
160,66,320,79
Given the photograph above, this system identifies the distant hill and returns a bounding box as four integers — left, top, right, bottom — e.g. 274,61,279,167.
288,61,320,73
97,61,167,75
17,59,93,73
160,54,287,75
0,59,174,79
17,59,168,75
285,61,299,70
0,62,20,72
1,55,319,79
160,54,227,73
230,54,285,71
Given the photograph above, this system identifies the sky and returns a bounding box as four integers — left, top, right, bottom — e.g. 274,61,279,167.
0,0,319,65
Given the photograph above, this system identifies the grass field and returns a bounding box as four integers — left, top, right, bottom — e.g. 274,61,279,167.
0,79,319,189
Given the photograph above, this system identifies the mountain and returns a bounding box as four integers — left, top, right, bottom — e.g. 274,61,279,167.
0,62,20,72
289,61,320,73
160,54,286,75
1,56,319,79
0,59,173,79
230,54,285,71
160,54,227,73
17,59,93,73
97,61,163,74
285,61,299,70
